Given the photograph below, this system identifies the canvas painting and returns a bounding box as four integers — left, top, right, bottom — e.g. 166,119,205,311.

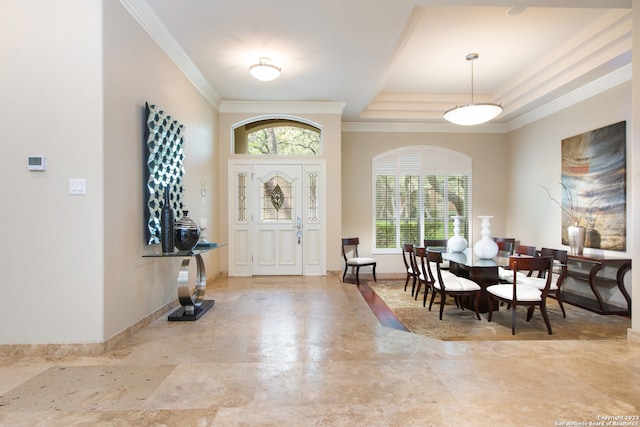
561,121,626,251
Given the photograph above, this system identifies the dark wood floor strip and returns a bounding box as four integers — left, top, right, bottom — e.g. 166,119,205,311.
356,281,410,332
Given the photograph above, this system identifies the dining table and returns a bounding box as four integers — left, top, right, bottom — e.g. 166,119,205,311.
441,249,510,313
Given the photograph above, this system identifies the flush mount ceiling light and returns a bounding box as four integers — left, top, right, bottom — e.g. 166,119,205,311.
249,57,281,81
443,53,502,126
506,5,527,16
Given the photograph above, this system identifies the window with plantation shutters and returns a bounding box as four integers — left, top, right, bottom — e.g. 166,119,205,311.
372,146,471,252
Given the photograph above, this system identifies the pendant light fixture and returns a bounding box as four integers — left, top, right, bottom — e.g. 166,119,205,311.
443,53,502,126
249,57,281,82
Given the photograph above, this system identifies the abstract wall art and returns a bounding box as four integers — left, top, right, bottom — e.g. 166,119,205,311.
561,121,626,251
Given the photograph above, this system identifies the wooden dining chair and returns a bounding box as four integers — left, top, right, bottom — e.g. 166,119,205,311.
486,255,554,335
413,247,432,306
341,237,377,285
495,241,514,257
401,242,419,294
518,248,568,318
424,239,449,270
515,244,537,257
499,244,538,283
493,237,515,255
426,250,481,320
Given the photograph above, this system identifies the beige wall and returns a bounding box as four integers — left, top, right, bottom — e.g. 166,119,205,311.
632,0,639,336
507,82,631,252
0,0,219,345
218,107,343,274
0,0,105,343
103,1,219,340
341,131,509,274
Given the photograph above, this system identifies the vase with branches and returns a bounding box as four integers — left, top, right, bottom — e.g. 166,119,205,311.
540,181,600,227
540,181,600,255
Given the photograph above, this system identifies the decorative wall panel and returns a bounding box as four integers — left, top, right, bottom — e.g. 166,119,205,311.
144,102,185,244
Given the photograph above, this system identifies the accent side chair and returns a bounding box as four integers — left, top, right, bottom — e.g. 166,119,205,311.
341,237,377,285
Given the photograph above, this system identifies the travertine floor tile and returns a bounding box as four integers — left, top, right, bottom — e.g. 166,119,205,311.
0,275,637,426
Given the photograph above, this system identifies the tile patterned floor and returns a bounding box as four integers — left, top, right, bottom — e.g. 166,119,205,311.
0,275,638,426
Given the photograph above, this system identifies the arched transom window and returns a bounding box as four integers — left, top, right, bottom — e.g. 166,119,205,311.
233,118,322,155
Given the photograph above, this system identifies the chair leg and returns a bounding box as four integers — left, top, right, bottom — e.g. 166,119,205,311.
404,274,410,291
526,306,535,322
342,266,348,282
372,265,377,282
487,297,494,322
355,267,360,285
539,302,552,335
511,303,517,335
439,292,446,320
414,281,422,300
556,293,566,318
422,283,429,307
428,288,437,312
473,292,480,320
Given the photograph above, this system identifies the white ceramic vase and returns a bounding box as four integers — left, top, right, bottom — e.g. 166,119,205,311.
473,215,499,259
448,215,467,253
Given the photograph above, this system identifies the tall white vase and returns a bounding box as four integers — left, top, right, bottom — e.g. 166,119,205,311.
448,215,467,253
473,215,499,259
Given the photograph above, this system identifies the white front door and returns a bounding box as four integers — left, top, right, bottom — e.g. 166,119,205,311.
228,160,325,276
251,164,303,275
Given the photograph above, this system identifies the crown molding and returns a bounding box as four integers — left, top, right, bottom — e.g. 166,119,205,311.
341,121,507,133
344,65,630,134
119,0,221,108
505,64,631,132
219,101,345,115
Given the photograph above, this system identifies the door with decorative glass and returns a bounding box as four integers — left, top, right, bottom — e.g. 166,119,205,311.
251,164,304,275
228,161,324,276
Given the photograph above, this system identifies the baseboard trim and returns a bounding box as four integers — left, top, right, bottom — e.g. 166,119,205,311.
0,299,178,358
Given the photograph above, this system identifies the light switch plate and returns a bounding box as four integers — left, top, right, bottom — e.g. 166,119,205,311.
69,178,87,195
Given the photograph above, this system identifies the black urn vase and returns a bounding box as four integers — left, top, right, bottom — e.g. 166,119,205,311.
174,210,201,251
160,186,175,253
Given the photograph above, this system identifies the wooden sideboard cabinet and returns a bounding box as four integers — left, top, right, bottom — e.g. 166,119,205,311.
560,254,631,316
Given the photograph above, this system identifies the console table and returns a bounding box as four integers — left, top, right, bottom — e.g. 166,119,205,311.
562,254,631,316
143,242,226,321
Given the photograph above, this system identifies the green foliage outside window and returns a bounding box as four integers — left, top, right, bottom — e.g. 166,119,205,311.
373,147,471,250
248,126,321,155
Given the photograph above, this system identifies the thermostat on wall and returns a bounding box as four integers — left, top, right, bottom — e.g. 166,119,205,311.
27,156,46,171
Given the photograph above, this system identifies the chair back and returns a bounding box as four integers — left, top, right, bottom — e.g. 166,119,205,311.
509,255,554,296
402,242,415,271
424,239,447,251
540,247,568,284
414,246,428,279
514,244,537,256
426,249,446,287
495,241,513,257
493,237,515,255
341,237,360,261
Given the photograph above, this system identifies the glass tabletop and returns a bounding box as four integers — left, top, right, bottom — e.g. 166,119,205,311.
441,248,509,267
143,242,227,258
